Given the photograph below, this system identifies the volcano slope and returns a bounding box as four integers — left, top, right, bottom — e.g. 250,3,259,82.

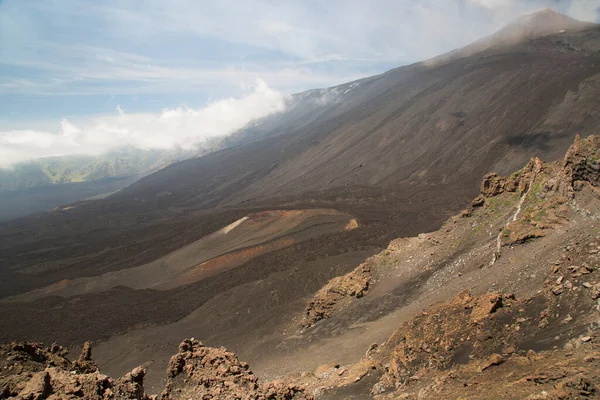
1,8,600,394
4,209,358,302
2,135,600,400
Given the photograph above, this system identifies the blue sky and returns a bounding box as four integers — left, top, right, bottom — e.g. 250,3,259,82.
0,0,598,165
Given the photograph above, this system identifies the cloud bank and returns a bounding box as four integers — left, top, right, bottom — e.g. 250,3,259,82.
0,0,598,167
0,79,287,167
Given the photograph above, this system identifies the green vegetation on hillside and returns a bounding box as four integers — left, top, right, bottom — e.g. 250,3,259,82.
0,147,192,191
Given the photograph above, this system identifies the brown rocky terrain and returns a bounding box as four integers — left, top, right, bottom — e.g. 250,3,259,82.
161,339,309,400
0,342,149,399
301,262,372,329
0,339,311,400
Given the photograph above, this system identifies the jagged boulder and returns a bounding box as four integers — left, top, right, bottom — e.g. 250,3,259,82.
470,292,503,324
0,342,152,399
561,134,600,197
471,195,486,207
161,338,310,400
499,135,600,245
161,339,260,399
385,290,520,384
479,157,543,200
71,341,98,373
480,173,507,197
301,263,372,328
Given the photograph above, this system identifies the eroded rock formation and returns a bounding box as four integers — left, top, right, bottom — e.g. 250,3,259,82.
0,342,150,399
301,262,372,328
0,340,311,400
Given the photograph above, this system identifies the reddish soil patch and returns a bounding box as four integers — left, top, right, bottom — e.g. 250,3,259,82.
161,238,296,289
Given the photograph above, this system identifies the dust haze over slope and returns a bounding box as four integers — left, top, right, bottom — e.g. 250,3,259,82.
0,9,600,394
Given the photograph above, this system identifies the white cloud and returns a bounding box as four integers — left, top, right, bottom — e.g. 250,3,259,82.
2,0,597,98
0,39,368,96
0,79,287,166
259,20,297,35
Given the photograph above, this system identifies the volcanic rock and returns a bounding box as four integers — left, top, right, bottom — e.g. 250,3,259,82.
161,338,311,399
301,262,372,328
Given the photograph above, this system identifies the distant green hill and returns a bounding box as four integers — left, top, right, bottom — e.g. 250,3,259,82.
0,147,192,191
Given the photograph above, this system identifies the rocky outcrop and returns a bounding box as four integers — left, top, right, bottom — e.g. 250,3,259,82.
469,292,503,324
476,135,600,245
497,134,600,245
71,341,98,374
561,134,600,197
479,157,541,200
1,340,310,400
479,135,599,203
371,234,600,397
471,158,539,209
301,262,372,328
162,338,310,399
0,342,151,399
384,290,517,384
480,173,507,197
